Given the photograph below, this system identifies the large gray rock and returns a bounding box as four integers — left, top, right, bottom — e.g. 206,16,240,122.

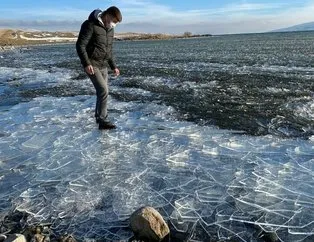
130,207,170,242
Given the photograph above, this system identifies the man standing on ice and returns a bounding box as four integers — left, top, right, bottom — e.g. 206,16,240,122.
76,6,122,130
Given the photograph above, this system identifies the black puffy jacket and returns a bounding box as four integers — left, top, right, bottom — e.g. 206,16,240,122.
76,9,117,69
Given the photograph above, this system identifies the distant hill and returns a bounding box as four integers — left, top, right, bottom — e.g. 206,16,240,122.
0,29,77,46
274,22,314,32
0,29,212,47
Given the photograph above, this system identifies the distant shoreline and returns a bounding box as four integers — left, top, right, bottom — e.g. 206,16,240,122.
2,29,314,49
114,32,212,41
0,29,212,48
0,29,77,48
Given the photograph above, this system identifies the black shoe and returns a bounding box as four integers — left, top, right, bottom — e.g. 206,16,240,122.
99,121,116,130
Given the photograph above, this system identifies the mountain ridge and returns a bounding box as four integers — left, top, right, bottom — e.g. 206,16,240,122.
274,22,314,32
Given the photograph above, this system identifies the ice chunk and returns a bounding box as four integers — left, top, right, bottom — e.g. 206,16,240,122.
0,95,314,241
22,133,53,149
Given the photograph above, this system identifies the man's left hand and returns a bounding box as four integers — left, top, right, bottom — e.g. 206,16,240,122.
113,68,120,77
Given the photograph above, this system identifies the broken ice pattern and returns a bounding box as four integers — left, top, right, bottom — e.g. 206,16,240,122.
0,95,313,241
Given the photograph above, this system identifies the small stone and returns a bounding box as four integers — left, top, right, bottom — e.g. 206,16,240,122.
59,235,77,242
3,234,27,242
0,234,7,242
43,236,50,242
33,234,45,242
35,227,42,234
130,207,170,242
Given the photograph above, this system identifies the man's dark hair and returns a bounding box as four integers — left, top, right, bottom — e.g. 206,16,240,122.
105,6,122,22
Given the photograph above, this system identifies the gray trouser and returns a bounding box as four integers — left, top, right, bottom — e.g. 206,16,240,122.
88,67,109,121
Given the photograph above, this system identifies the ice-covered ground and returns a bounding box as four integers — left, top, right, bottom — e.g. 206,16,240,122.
0,93,313,241
0,34,314,241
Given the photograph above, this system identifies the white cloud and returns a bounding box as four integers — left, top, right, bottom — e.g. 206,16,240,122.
114,1,314,34
222,2,286,12
0,7,89,20
186,2,287,16
112,1,290,23
0,1,314,34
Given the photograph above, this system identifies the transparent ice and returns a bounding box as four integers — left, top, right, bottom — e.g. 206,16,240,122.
0,92,313,241
0,36,314,241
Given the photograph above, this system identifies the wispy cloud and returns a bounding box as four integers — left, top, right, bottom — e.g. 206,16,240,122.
114,0,314,34
0,19,82,31
0,1,313,34
186,2,287,16
0,7,89,20
221,2,286,12
113,1,290,23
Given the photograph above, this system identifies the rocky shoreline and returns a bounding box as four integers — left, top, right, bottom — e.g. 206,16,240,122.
0,210,76,242
0,207,284,242
0,207,177,242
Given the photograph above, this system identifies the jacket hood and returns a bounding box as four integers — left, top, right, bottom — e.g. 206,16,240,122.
88,9,103,23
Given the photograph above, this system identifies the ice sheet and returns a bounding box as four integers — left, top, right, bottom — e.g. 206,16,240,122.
0,95,314,241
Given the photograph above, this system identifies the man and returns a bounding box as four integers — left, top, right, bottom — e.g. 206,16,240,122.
76,6,122,129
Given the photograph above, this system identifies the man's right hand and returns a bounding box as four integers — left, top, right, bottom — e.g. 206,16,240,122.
85,65,95,75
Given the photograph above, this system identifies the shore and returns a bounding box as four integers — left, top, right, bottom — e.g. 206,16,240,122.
0,29,212,48
0,29,77,48
114,32,212,41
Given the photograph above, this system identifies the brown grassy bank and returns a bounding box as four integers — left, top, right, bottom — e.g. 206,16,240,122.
0,29,77,47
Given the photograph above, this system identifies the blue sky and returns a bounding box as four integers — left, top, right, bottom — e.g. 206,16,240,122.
0,0,313,34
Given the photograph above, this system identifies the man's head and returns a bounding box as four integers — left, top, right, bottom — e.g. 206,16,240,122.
102,6,122,29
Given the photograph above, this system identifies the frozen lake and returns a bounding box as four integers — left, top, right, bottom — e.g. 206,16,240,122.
0,32,314,241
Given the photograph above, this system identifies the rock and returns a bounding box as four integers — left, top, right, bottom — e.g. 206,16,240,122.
130,207,170,242
35,227,42,235
3,234,26,242
59,234,77,242
0,234,7,242
32,234,46,242
23,225,51,242
2,211,27,234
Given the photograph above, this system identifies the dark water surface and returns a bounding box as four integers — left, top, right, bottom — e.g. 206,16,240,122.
1,32,313,137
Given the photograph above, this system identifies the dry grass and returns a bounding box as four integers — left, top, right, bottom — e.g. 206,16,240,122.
115,32,212,41
0,29,77,47
0,29,212,47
